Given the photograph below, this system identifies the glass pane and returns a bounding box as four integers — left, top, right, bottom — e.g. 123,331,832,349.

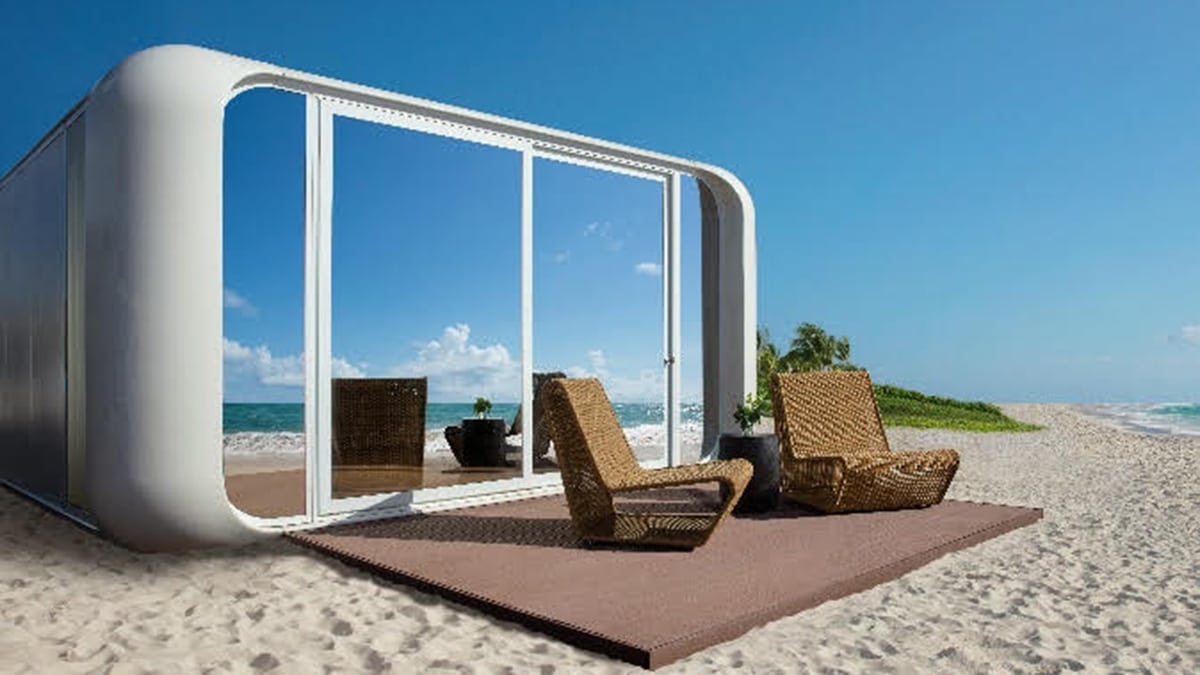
533,158,665,472
222,88,308,518
679,175,705,462
331,117,522,499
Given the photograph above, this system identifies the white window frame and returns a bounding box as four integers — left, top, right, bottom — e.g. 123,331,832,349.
229,89,687,523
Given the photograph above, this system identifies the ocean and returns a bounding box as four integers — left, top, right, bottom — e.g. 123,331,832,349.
1080,403,1200,436
223,401,704,434
223,401,706,458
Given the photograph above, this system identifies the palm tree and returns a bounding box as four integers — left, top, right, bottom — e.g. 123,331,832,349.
783,322,854,372
757,322,859,410
756,328,781,401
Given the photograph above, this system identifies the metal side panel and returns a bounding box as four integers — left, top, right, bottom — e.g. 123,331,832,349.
0,133,68,504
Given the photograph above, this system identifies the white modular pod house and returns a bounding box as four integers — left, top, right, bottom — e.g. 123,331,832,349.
0,45,756,552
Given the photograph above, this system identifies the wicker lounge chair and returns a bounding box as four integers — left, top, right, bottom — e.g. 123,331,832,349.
332,378,427,468
770,371,959,513
443,371,565,466
544,378,753,549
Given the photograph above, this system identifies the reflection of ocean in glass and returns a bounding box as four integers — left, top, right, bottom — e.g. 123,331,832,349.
1079,403,1200,436
223,401,704,456
224,403,306,433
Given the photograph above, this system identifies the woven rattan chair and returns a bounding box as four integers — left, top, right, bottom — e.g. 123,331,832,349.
443,371,565,466
544,378,753,549
332,378,427,468
770,371,959,513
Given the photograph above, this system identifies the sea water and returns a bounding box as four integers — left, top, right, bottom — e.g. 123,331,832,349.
223,401,707,457
1080,403,1200,436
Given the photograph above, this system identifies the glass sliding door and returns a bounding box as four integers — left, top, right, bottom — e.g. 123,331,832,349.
532,157,668,471
324,107,524,507
222,88,309,519
300,98,695,517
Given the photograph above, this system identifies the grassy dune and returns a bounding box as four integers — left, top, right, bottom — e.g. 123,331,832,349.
875,384,1041,432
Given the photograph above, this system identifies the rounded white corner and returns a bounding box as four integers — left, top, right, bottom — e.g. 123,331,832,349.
82,44,282,551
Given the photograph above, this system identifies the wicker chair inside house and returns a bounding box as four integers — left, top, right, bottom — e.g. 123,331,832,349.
443,371,565,466
332,378,427,468
544,378,754,549
770,371,960,513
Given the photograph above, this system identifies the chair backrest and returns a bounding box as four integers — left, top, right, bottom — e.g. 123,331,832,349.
507,371,566,444
543,378,641,529
770,370,890,460
332,378,427,466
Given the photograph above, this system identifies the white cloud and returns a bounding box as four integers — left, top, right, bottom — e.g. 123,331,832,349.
634,262,662,276
553,251,571,264
562,348,662,402
388,324,519,401
223,326,666,404
565,350,608,378
608,370,665,403
224,337,303,387
260,363,305,386
332,357,367,378
1181,325,1200,345
223,337,255,361
223,288,258,317
583,221,624,251
223,337,365,388
587,349,607,374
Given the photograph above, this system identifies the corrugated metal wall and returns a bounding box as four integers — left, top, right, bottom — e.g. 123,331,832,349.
0,129,69,504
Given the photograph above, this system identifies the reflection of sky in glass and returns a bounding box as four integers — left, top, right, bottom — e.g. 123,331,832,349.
332,116,521,402
222,88,306,403
223,90,703,404
533,158,664,402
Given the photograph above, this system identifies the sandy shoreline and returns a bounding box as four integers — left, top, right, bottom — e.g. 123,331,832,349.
3,404,1198,673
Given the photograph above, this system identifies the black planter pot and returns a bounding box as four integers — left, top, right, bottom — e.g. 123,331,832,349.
718,433,780,513
461,418,506,467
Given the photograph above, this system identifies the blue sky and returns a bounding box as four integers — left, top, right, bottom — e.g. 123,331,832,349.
221,89,697,403
4,1,1200,403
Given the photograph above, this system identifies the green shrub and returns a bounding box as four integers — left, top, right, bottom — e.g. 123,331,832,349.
874,384,1041,432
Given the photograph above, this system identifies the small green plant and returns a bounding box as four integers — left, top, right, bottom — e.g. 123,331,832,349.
473,397,492,419
732,393,770,435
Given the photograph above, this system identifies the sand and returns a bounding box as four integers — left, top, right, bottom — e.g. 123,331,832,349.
2,404,1198,673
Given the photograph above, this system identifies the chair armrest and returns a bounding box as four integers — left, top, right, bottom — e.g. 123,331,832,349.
610,459,753,493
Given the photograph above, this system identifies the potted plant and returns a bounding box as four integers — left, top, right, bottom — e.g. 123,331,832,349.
461,396,507,467
717,393,780,513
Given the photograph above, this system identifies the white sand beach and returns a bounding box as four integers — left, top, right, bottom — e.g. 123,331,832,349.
2,404,1198,673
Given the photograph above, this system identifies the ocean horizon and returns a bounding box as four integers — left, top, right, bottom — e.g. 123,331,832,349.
225,401,1200,437
223,401,706,434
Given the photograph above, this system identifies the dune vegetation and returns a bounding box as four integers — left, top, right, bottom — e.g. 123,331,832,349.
758,323,1041,432
873,383,1041,431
